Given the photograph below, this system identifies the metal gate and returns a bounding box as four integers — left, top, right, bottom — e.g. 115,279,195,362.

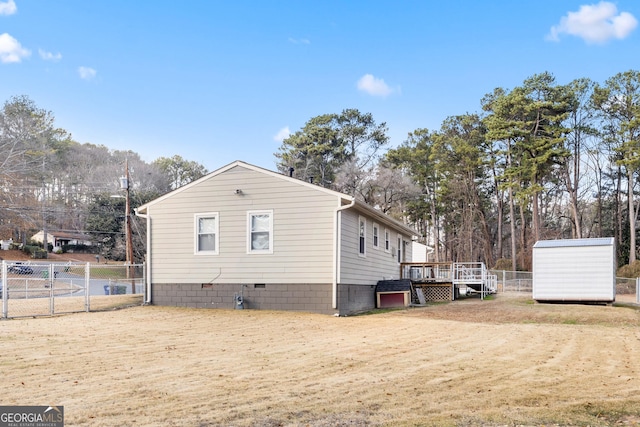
1,260,145,319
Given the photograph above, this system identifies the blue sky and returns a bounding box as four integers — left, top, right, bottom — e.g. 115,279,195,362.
1,1,639,172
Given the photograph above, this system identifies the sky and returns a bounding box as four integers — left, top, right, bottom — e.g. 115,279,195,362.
0,1,639,172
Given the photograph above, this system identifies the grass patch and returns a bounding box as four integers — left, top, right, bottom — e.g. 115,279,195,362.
88,266,129,279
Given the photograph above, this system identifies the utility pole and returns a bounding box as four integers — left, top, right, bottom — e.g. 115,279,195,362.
120,160,135,291
42,144,48,258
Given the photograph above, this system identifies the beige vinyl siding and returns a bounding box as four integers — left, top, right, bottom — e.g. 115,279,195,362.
339,209,411,285
149,165,337,284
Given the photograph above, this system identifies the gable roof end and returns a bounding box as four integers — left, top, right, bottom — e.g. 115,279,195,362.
135,160,417,236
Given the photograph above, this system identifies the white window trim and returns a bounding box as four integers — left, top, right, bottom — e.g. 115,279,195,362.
194,212,219,255
358,216,366,257
397,235,403,263
384,229,391,253
372,222,380,249
247,210,273,254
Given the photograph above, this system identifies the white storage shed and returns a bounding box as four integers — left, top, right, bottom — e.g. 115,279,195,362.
532,237,616,303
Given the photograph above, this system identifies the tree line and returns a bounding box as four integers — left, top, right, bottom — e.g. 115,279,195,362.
4,69,639,270
0,95,208,261
276,70,640,270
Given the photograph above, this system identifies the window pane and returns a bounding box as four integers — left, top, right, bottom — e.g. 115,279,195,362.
252,215,270,232
199,217,216,233
251,231,270,250
199,234,216,251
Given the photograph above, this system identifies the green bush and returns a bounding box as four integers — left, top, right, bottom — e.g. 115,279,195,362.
22,245,47,259
62,244,92,254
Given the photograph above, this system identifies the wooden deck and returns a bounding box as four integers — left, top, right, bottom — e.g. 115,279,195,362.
400,262,497,303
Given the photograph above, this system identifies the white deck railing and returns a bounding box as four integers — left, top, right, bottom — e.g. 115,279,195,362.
401,261,497,299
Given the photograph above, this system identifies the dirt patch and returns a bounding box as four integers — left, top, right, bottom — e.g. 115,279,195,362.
2,293,640,426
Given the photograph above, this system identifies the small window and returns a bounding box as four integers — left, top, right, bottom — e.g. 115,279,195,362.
195,213,219,255
372,223,379,249
384,229,390,253
397,236,402,263
359,216,366,256
248,210,273,253
403,240,408,262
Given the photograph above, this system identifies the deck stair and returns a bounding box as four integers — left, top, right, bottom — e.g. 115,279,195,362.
452,262,497,298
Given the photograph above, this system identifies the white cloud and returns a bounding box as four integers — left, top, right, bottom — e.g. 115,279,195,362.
288,37,310,45
547,1,638,44
0,0,16,16
357,74,397,97
273,126,290,142
78,66,97,80
39,49,62,62
0,33,30,63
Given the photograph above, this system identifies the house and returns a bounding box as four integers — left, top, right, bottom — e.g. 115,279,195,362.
411,241,434,262
135,160,417,315
532,237,616,303
30,231,93,248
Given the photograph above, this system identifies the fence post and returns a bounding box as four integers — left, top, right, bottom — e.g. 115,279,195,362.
49,264,55,315
636,277,639,304
2,261,7,319
85,263,91,312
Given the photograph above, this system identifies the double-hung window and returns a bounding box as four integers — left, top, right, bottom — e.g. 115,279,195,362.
372,223,379,249
384,229,390,253
358,216,366,256
248,210,273,253
195,213,219,255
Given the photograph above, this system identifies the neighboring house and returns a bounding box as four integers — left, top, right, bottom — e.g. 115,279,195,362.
135,160,417,315
411,241,434,262
30,231,93,248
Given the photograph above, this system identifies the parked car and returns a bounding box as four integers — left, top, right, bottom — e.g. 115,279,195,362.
8,262,33,275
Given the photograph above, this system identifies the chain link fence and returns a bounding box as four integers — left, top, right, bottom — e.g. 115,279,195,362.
614,276,638,304
490,269,638,303
1,261,145,319
490,270,533,293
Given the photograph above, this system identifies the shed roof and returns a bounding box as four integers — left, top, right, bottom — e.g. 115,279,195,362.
533,237,614,249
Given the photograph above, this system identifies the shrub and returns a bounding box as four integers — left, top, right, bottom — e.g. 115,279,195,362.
493,258,513,270
22,245,47,259
616,260,640,278
62,244,92,254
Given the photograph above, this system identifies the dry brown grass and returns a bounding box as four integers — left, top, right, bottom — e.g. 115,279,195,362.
3,295,143,317
2,293,640,426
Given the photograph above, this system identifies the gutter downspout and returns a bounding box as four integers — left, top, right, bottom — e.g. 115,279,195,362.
333,198,356,310
134,208,152,304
